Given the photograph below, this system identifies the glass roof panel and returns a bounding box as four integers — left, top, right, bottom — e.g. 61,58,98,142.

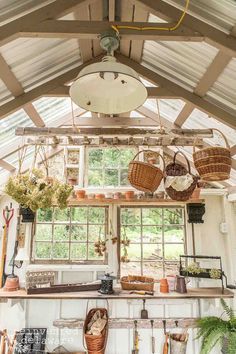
143,98,185,123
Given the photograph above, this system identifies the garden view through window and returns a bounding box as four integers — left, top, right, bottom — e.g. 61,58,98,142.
120,206,186,278
32,206,108,264
87,147,137,187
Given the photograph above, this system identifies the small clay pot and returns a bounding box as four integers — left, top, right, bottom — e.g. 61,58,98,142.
148,157,157,165
4,275,20,292
160,278,169,293
87,193,95,199
113,192,121,200
95,194,105,200
76,190,86,199
125,191,134,200
68,178,77,186
191,187,201,199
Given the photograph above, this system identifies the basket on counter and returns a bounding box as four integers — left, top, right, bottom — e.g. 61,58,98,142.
120,275,154,292
84,308,108,354
164,151,199,201
128,150,165,193
193,129,231,181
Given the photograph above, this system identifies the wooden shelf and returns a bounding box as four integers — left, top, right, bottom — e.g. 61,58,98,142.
0,287,233,300
68,198,205,206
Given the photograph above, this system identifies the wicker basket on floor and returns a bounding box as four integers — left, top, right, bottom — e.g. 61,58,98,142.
193,129,231,181
120,275,154,292
164,151,199,201
128,150,165,193
84,308,108,354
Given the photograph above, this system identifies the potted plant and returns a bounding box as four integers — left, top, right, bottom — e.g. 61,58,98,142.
197,299,236,354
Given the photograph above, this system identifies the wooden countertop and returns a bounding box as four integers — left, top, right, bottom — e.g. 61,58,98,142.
0,287,233,300
68,198,204,206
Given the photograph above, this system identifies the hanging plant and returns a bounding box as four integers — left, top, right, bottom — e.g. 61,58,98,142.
120,227,130,263
4,146,73,212
94,227,108,257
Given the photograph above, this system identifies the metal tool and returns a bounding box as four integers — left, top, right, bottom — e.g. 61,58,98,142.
150,320,155,354
0,205,14,288
130,291,154,296
131,320,139,354
141,299,148,319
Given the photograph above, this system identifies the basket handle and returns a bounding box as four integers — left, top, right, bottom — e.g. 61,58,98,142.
131,150,165,169
173,151,191,174
193,128,230,152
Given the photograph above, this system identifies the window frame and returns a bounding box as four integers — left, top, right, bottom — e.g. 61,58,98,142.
118,205,187,278
31,206,109,265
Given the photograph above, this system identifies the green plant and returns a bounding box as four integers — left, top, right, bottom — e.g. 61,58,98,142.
209,268,222,279
184,262,203,275
197,299,236,354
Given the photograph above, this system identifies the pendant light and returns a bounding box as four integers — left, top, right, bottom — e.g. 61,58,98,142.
70,30,147,114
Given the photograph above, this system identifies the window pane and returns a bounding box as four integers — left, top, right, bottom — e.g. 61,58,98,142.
35,242,51,259
88,225,105,242
35,224,52,241
71,225,87,241
142,208,162,225
143,261,163,278
164,208,183,225
120,169,128,186
120,148,136,167
121,226,141,243
142,226,162,243
165,261,179,276
88,244,105,260
164,244,184,260
89,149,103,168
37,208,53,222
54,225,70,241
121,208,141,225
88,169,103,186
52,243,69,259
143,244,163,261
164,226,184,243
104,169,118,186
125,244,141,261
71,243,87,260
71,207,87,223
121,262,141,276
88,207,105,224
104,148,120,167
54,208,70,222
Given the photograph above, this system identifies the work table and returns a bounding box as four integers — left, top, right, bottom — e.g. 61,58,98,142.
0,287,233,300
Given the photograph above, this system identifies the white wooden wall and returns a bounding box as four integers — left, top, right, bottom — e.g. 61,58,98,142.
0,195,235,354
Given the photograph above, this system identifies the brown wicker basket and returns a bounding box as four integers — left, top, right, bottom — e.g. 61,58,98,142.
84,308,108,354
120,275,154,292
164,151,199,202
193,129,231,181
128,150,165,193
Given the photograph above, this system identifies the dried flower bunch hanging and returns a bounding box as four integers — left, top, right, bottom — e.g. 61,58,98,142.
94,227,107,256
120,227,130,263
4,146,73,212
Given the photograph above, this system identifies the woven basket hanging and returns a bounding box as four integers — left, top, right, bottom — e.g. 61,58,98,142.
128,150,165,193
193,129,231,181
164,151,199,202
83,308,108,354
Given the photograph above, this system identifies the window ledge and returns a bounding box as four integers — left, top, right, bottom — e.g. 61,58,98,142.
27,264,109,272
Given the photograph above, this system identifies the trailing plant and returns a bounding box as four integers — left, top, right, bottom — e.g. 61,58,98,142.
197,299,236,354
184,262,203,275
209,268,222,279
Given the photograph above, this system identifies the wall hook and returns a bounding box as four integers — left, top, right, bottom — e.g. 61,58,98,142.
162,320,166,334
175,320,179,327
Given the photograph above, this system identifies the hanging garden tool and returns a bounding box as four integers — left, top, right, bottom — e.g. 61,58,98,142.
131,320,139,354
0,205,14,288
141,299,148,319
150,320,155,354
162,320,169,354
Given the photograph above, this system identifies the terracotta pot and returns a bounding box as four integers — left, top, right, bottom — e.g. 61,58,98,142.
87,193,95,199
160,278,169,293
76,190,86,199
95,194,105,200
113,192,121,200
191,187,201,199
125,191,135,200
148,157,157,165
68,178,77,186
4,275,19,291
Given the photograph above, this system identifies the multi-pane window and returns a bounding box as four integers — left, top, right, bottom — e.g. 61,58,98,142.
32,206,108,264
120,207,186,278
86,147,137,187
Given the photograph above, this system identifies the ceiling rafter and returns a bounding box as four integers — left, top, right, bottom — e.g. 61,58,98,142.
130,7,149,62
174,103,194,127
0,54,44,127
0,0,97,47
134,0,236,56
116,54,236,129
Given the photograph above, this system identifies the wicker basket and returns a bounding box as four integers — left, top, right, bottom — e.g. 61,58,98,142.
84,308,108,354
128,150,165,193
120,275,154,292
193,129,231,181
164,151,199,201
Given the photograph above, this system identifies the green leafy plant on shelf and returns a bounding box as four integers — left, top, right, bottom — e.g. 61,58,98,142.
5,168,73,212
197,299,236,354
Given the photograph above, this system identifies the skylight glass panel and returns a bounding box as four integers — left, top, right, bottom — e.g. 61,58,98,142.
143,99,185,123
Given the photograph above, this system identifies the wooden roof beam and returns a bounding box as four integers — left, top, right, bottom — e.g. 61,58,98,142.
117,54,236,129
174,103,194,127
0,159,16,172
19,20,203,41
0,0,97,47
134,0,236,56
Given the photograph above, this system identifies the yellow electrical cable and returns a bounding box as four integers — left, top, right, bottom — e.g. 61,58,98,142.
111,0,190,34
